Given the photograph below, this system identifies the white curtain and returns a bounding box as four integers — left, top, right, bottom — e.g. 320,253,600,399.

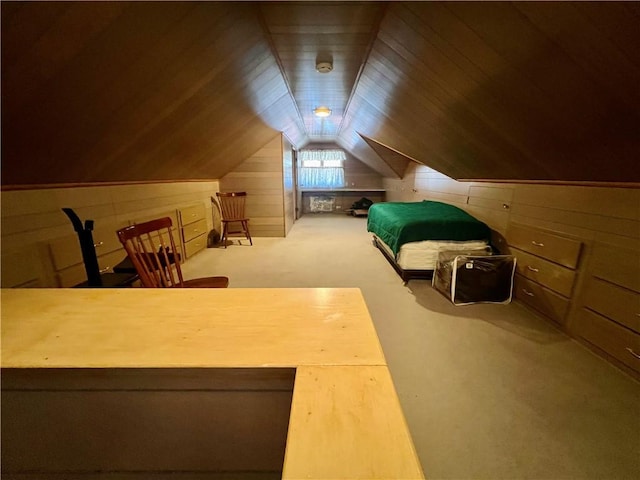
298,149,346,188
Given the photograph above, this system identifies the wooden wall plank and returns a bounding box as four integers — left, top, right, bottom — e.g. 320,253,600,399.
399,164,639,251
220,135,285,238
1,181,220,287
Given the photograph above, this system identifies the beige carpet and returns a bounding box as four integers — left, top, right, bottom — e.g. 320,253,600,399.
183,214,640,480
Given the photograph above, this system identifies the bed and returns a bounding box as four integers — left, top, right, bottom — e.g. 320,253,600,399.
367,201,492,282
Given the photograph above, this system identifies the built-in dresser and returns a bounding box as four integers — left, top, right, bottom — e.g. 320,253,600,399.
129,209,183,259
42,207,205,287
571,242,640,377
177,203,208,259
506,223,583,326
46,221,128,287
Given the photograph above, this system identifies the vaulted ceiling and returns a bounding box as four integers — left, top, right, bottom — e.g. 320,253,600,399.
2,1,639,186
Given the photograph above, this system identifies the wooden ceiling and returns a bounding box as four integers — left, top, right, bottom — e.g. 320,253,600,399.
2,1,639,186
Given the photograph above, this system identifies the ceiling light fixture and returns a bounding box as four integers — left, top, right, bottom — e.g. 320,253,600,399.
316,61,333,73
313,106,331,118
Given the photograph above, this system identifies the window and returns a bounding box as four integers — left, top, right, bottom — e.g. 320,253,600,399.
298,149,346,188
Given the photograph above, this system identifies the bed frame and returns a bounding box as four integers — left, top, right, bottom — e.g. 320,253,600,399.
372,236,433,283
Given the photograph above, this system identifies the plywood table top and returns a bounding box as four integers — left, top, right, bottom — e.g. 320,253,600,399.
1,288,424,479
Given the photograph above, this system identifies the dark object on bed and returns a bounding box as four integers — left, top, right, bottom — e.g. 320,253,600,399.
433,252,516,305
352,197,374,210
367,201,492,282
349,197,374,217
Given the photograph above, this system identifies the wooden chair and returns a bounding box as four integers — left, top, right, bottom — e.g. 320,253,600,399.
116,217,229,288
214,192,252,248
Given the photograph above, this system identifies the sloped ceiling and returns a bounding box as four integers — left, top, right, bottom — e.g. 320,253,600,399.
2,1,639,187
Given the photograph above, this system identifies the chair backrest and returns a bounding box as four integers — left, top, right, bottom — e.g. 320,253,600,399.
116,217,185,288
216,192,248,221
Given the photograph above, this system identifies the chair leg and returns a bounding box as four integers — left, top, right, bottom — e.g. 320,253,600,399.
221,222,228,248
243,220,252,245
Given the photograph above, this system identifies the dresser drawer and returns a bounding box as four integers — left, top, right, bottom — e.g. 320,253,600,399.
511,248,576,297
182,218,207,243
131,211,180,230
507,223,582,269
582,277,640,334
134,230,179,255
2,246,42,288
514,275,570,324
56,249,128,287
49,226,123,271
179,204,206,226
589,243,640,293
184,234,206,259
575,308,640,374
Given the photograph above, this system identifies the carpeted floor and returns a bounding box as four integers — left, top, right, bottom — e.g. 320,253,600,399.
182,214,640,480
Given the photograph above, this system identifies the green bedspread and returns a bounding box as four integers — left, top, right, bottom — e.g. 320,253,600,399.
367,201,491,255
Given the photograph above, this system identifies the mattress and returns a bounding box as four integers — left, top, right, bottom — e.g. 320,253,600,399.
374,234,491,271
367,201,491,256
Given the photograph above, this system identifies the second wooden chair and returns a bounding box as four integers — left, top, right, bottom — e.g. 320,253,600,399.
116,217,229,288
214,192,252,248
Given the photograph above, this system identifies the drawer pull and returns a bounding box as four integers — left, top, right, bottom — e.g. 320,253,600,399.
526,266,539,273
531,241,544,247
94,241,104,248
99,266,110,273
522,289,535,297
626,347,640,360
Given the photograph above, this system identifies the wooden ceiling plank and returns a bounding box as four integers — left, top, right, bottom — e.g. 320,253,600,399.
125,61,286,174
1,1,71,69
2,2,198,184
359,134,412,179
359,33,538,179
445,3,627,138
79,6,269,183
341,90,469,180
3,2,129,115
336,136,405,179
573,1,640,68
514,2,640,110
261,1,383,144
396,2,637,181
39,3,238,179
2,2,639,186
447,2,639,180
392,4,573,177
90,44,278,182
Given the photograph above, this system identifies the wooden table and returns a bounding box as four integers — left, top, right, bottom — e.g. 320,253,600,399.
1,288,424,479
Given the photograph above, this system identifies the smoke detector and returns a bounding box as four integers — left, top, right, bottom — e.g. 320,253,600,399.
316,61,333,73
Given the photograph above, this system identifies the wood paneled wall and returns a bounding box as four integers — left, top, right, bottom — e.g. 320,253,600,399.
344,151,385,190
220,134,286,237
1,181,220,288
301,142,384,190
283,137,295,235
384,164,639,251
384,164,640,374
